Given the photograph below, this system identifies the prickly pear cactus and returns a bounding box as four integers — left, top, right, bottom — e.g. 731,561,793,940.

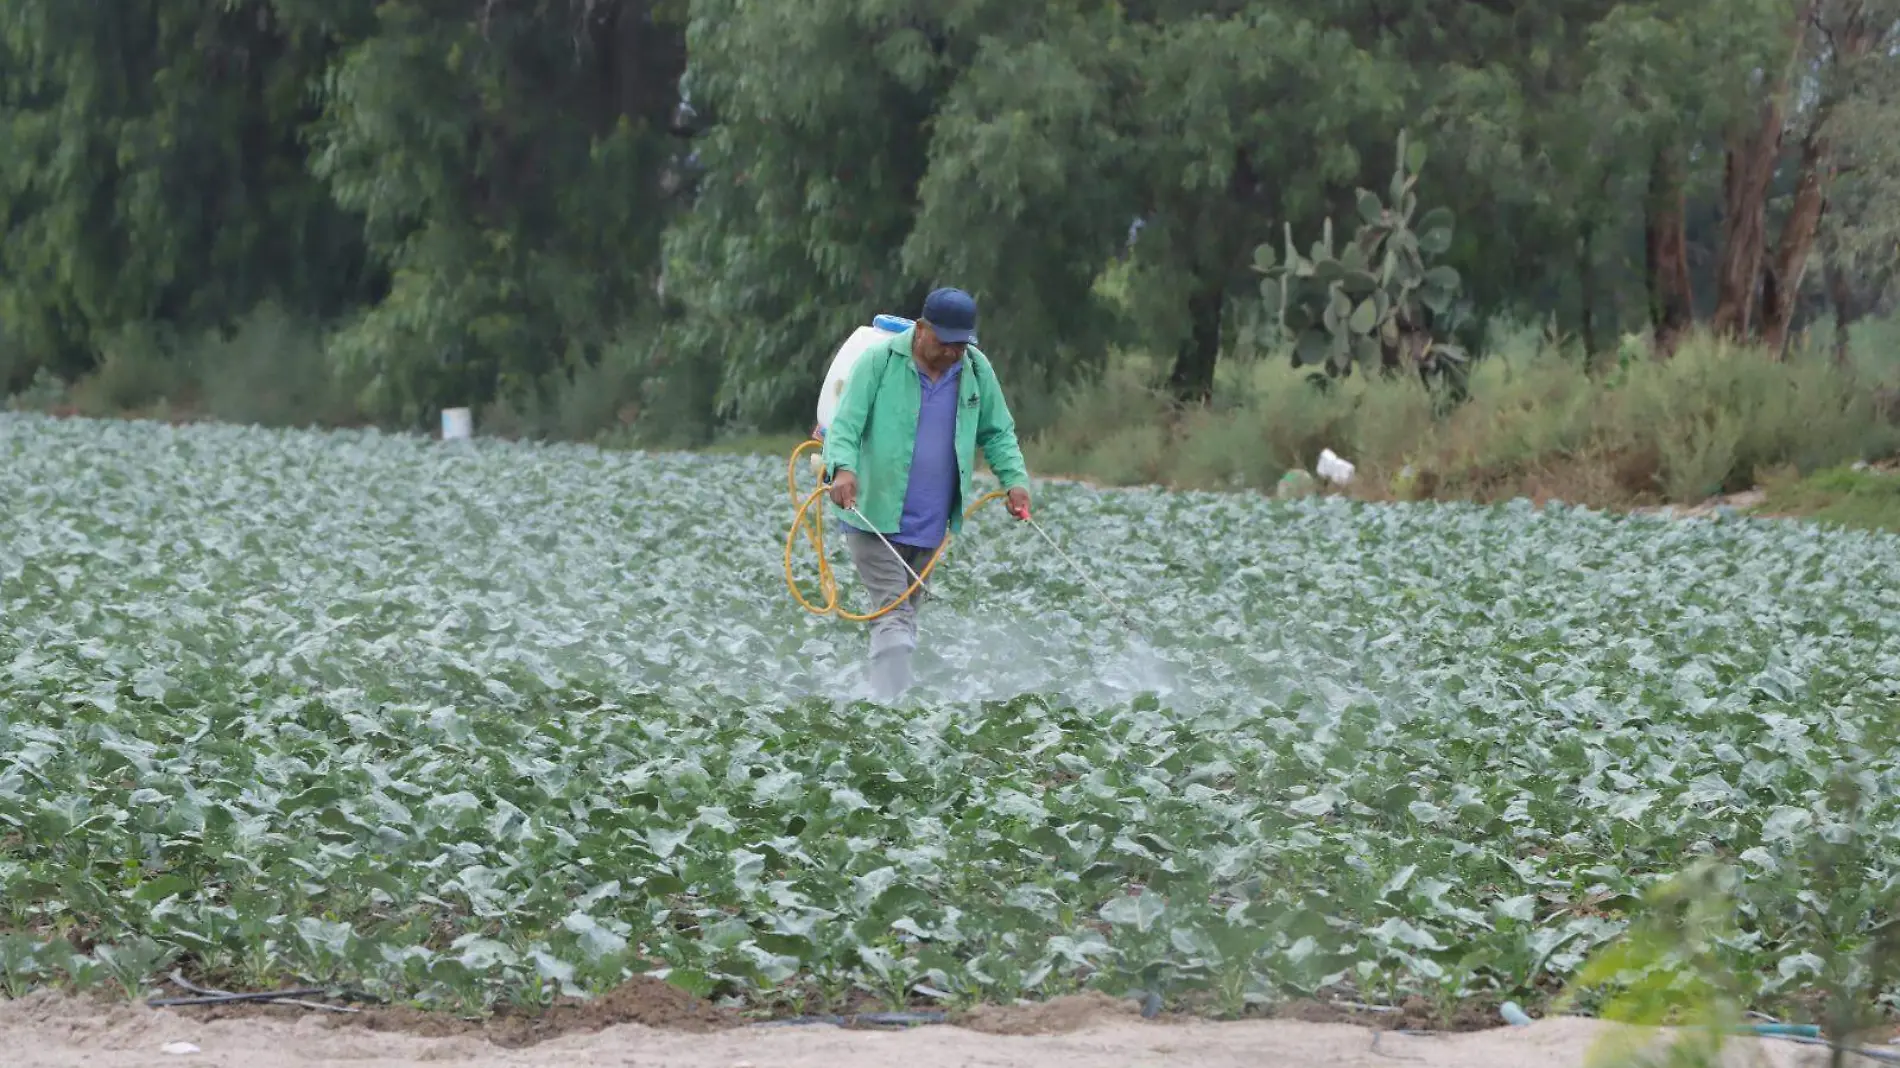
1252,130,1468,379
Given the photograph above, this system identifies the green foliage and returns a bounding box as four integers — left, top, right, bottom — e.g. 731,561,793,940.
1558,769,1900,1066
1,0,1899,442
1252,131,1468,380
667,0,1416,420
186,303,367,430
479,319,722,449
662,0,963,429
0,0,377,374
1116,9,1410,399
1559,862,1750,1066
309,0,688,426
1026,330,1894,507
5,412,1900,1013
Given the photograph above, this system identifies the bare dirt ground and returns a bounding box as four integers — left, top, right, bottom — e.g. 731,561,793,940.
6,989,1888,1068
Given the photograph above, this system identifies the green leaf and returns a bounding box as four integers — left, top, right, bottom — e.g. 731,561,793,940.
1252,244,1277,274
1099,892,1165,933
1417,207,1454,236
1259,279,1284,315
1342,270,1379,296
1328,335,1355,375
1349,298,1377,335
3,398,1895,1020
130,874,194,905
1356,190,1383,226
562,912,629,960
1294,329,1330,367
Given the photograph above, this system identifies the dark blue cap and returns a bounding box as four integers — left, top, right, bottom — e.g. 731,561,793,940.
921,287,978,345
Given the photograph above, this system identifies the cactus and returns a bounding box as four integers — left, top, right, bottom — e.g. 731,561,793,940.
1252,130,1468,379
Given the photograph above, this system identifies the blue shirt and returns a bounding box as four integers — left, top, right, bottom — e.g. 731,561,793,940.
844,361,961,550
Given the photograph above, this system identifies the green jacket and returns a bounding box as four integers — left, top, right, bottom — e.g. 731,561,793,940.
822,326,1030,535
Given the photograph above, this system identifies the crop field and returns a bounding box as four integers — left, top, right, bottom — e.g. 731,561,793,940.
2,412,1898,1024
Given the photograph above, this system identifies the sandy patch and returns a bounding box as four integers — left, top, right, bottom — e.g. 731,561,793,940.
5,990,1886,1068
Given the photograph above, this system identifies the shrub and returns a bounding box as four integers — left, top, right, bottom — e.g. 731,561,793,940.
68,323,189,417
1027,327,1897,507
186,304,365,429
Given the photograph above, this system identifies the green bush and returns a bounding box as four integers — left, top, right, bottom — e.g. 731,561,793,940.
25,301,1899,516
1025,328,1898,506
186,304,365,429
1025,357,1174,481
68,323,188,417
480,322,722,450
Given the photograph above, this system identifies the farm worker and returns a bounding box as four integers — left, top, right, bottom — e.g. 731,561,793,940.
822,287,1032,701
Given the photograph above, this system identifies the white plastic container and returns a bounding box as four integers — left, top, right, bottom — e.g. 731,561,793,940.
1316,448,1355,485
814,315,911,436
441,407,472,441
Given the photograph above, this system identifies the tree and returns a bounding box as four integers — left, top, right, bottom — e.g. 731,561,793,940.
310,0,689,424
670,0,1413,417
0,0,376,384
1584,0,1899,356
1750,0,1895,355
1120,8,1408,402
664,0,966,431
1813,20,1900,362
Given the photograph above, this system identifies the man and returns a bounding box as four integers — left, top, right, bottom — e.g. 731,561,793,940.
822,287,1032,701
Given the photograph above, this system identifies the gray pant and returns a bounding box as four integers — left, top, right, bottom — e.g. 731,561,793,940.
844,528,934,700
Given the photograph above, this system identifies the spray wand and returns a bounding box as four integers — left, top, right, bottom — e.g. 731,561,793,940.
1013,506,1140,630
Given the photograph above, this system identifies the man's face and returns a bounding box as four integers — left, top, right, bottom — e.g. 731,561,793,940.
918,322,968,366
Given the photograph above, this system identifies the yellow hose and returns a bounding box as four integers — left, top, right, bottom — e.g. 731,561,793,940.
784,437,1007,621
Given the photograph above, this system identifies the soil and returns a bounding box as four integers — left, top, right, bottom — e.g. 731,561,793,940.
160,975,736,1047
1272,993,1502,1033
954,991,1137,1035
7,988,1888,1068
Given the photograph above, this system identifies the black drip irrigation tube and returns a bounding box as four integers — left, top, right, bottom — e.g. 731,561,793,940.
145,971,370,1013
147,988,327,1008
751,1011,948,1029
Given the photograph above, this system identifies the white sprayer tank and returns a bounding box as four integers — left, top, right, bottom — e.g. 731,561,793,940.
815,314,912,437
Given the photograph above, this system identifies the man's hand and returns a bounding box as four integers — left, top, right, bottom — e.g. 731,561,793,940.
829,470,859,510
1007,486,1031,520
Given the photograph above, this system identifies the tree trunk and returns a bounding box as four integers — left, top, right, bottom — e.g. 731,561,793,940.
1710,115,1782,339
1828,256,1855,368
1760,129,1830,358
1579,219,1599,357
1167,152,1265,403
1710,0,1819,340
1168,280,1224,403
1644,146,1695,356
1761,0,1878,358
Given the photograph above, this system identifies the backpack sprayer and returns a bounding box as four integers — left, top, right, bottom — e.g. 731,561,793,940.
782,314,1137,628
